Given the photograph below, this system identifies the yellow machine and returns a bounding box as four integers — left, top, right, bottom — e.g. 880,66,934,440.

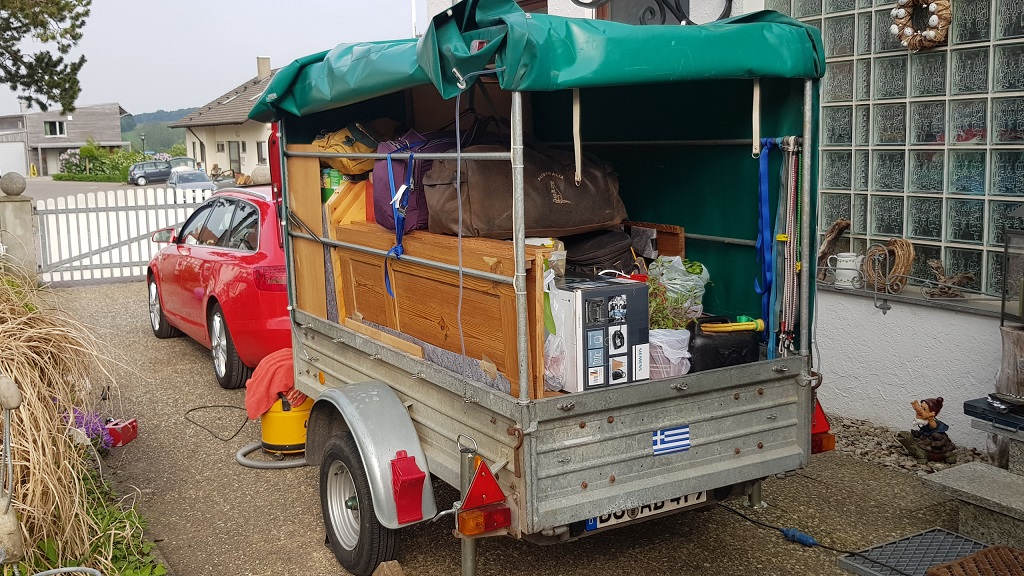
260,396,314,455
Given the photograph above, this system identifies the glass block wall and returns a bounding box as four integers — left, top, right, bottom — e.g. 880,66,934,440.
769,0,1024,295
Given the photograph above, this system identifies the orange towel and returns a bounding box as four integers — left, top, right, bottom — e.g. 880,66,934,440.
244,348,306,419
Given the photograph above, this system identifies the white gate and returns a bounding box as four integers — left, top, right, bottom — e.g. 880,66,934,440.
35,188,213,284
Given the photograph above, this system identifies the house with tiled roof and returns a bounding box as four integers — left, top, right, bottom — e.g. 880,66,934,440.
169,58,275,178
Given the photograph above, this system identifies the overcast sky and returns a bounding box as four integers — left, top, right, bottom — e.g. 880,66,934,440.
0,0,429,116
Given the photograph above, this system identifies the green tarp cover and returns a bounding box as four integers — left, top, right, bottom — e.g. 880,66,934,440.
249,40,428,122
249,0,823,122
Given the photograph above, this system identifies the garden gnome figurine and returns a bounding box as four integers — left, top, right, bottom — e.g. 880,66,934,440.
896,397,957,464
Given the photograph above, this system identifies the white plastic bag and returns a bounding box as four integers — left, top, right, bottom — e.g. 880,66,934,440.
649,329,691,379
543,266,570,391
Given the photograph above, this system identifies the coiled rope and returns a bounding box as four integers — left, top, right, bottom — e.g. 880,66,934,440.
863,238,915,293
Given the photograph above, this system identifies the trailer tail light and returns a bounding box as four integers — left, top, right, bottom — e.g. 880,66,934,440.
254,266,287,292
269,122,283,205
457,457,510,536
391,450,426,524
811,398,835,454
458,503,511,536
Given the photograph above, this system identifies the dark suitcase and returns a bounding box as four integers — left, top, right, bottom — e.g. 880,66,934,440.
688,316,761,373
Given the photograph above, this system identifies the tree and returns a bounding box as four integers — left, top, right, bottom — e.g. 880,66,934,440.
1,0,92,112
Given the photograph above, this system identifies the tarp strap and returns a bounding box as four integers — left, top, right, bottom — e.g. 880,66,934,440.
756,138,775,341
752,79,761,159
573,88,582,185
384,150,414,297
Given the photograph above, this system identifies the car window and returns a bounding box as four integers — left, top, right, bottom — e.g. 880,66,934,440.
178,172,211,183
197,198,235,246
223,201,260,251
179,203,215,246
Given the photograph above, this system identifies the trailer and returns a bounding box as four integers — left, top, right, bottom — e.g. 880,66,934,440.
249,2,826,574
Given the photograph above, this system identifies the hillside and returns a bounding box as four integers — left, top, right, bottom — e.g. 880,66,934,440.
132,108,196,124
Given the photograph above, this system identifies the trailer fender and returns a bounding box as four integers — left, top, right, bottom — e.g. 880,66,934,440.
305,381,437,529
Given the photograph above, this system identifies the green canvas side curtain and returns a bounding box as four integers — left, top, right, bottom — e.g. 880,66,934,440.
250,0,824,122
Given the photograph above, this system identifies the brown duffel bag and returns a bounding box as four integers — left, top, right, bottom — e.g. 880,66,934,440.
421,144,627,239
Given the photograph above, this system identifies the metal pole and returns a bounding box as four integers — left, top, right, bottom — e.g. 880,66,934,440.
748,479,764,508
684,232,757,247
799,79,813,357
512,91,530,405
460,440,478,576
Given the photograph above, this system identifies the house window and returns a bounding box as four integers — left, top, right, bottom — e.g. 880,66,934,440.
216,141,225,153
783,0,1024,299
44,121,67,137
192,142,198,159
241,141,247,154
257,141,267,165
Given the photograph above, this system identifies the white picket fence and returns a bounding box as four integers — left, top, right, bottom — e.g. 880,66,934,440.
35,188,213,284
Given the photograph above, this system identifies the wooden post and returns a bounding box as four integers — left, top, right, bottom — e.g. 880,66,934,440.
993,326,1024,468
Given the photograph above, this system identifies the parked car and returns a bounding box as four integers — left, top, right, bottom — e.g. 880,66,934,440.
167,169,216,192
147,187,289,389
128,161,172,186
213,169,241,189
169,156,197,172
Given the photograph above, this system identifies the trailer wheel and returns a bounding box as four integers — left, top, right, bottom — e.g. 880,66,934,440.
320,432,396,576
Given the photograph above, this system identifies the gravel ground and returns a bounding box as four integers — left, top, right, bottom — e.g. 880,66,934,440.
828,413,989,476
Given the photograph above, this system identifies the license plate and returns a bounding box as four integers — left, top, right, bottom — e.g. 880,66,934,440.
584,491,707,531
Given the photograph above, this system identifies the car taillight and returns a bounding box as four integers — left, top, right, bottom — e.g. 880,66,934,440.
253,266,287,292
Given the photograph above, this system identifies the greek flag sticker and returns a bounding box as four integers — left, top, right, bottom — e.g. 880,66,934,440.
652,425,691,456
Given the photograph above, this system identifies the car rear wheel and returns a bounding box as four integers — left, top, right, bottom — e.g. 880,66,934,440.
209,303,252,389
135,176,148,186
321,433,396,576
148,277,180,338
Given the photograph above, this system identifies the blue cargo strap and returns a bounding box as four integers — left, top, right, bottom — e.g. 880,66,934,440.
384,150,414,297
755,138,775,341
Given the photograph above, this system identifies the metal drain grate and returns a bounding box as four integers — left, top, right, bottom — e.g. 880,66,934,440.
838,528,987,576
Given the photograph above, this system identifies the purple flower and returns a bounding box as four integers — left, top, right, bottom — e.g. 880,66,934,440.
69,408,113,451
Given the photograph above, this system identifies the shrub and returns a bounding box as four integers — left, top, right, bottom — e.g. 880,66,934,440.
0,266,165,574
58,149,85,174
52,173,126,183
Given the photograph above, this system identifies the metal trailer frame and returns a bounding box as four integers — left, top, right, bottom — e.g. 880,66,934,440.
279,80,818,573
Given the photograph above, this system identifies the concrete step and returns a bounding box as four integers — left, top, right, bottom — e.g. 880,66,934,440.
925,461,1024,549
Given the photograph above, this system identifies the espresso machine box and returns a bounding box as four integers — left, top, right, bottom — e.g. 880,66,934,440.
549,276,650,392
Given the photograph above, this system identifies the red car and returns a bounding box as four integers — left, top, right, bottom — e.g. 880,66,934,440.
147,187,290,389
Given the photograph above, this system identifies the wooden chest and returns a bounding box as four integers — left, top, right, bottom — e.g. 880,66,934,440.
333,221,551,400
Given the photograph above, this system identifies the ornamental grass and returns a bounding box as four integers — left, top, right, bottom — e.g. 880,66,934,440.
0,264,145,572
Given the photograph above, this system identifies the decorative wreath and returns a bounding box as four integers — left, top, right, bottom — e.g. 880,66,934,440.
889,0,951,51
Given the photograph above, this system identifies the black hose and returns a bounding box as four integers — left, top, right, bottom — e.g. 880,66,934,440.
234,440,307,469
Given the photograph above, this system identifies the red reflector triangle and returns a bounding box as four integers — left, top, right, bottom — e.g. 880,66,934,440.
462,462,505,510
811,398,830,435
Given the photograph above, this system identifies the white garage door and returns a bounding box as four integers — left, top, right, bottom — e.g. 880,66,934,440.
0,142,28,176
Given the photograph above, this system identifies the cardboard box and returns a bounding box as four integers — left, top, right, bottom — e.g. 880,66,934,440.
549,276,650,393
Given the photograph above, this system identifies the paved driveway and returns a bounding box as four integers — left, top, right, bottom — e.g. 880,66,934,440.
61,281,960,576
24,176,150,203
